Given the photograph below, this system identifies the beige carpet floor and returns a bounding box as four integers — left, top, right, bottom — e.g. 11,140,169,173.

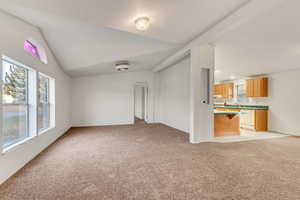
1,123,300,200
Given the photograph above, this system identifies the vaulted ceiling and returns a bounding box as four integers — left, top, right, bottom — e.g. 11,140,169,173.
0,0,249,76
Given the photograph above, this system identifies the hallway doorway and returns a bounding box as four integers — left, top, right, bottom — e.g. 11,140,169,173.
134,83,148,124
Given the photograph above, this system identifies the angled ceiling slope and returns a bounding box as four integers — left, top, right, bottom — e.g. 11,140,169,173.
0,0,249,76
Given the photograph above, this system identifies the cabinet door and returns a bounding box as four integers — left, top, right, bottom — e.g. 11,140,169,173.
246,79,253,97
214,83,234,99
217,84,221,96
227,83,234,98
214,84,221,95
217,85,221,95
223,84,227,98
214,85,217,95
246,78,268,97
255,110,268,131
253,79,259,97
222,83,233,99
258,78,268,97
221,84,225,98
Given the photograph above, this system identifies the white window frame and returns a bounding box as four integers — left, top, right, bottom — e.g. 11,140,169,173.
1,56,37,153
38,72,55,135
1,55,55,153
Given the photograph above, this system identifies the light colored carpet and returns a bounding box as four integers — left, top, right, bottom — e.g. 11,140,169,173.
1,123,300,200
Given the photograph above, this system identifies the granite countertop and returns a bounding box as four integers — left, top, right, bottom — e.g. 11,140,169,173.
214,110,240,115
214,104,268,110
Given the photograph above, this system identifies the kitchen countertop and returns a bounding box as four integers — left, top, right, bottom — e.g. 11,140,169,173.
214,110,240,115
214,104,268,110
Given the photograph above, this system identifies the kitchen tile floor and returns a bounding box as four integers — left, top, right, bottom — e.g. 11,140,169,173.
213,129,288,143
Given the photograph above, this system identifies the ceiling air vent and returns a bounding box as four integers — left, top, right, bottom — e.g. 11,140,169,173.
115,61,130,72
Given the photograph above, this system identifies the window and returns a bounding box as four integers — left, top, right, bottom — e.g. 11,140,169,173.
1,56,55,151
236,82,249,103
24,40,40,58
24,39,48,64
2,59,30,149
38,74,50,132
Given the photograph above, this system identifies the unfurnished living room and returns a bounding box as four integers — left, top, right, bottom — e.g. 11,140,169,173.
1,0,300,200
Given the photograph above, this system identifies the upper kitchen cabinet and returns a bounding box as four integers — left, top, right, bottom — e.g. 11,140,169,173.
246,77,268,97
214,83,234,99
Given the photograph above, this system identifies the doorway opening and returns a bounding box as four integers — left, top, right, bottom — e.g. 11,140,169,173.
134,83,148,125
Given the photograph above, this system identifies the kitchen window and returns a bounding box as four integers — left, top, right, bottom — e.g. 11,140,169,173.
236,82,249,103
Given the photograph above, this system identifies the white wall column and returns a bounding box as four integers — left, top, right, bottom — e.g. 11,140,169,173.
0,58,3,153
189,45,215,143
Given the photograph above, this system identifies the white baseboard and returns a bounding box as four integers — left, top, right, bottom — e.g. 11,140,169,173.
71,121,134,127
190,138,213,144
269,130,300,137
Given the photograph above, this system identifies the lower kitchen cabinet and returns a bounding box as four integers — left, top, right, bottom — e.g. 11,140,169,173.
240,109,268,131
216,108,268,131
254,110,268,131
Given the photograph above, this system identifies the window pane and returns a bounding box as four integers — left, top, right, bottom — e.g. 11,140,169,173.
2,59,29,149
2,61,27,104
3,105,28,148
38,74,50,132
38,104,50,132
24,40,40,58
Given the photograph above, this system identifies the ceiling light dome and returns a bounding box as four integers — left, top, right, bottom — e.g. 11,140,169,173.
115,61,130,72
134,16,150,31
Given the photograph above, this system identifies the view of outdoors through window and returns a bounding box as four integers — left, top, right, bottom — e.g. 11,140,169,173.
236,83,249,103
38,74,50,132
2,60,29,148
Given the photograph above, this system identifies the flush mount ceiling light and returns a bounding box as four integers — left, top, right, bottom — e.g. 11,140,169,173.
115,61,130,72
134,16,150,31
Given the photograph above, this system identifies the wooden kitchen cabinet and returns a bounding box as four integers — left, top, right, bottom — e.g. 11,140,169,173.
216,107,268,131
255,110,268,131
240,109,268,131
214,83,234,99
246,77,268,97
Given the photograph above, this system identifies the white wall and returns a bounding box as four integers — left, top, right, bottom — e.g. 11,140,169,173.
156,57,190,133
265,70,300,136
0,11,71,184
71,71,154,126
